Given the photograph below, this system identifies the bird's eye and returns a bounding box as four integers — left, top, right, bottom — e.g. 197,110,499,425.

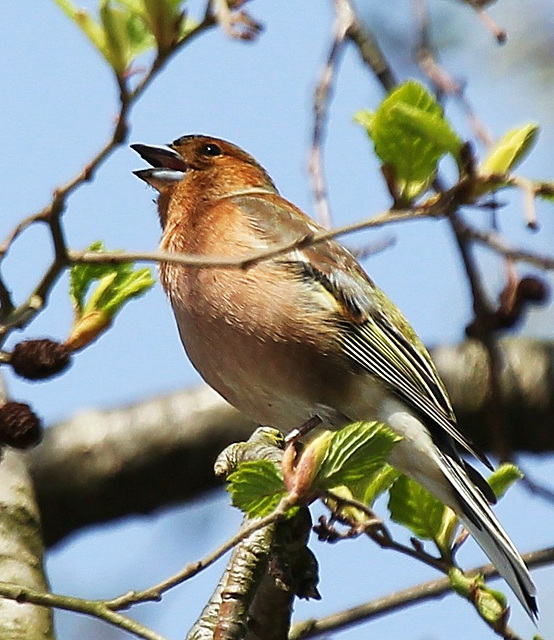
201,143,222,156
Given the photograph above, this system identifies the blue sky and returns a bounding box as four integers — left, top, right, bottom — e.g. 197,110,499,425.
1,1,554,638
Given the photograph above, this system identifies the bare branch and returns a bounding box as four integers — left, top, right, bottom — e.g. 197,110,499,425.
414,0,493,148
105,497,295,610
519,465,554,505
347,13,397,92
26,338,554,548
466,224,554,270
67,206,422,269
308,0,355,228
0,582,166,640
289,546,554,639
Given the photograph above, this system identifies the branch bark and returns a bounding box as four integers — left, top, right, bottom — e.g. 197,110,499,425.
27,338,554,547
0,450,53,640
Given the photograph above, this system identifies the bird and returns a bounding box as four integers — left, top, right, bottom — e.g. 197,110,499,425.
132,134,537,619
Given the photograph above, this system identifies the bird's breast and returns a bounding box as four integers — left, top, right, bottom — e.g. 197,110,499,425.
162,260,355,430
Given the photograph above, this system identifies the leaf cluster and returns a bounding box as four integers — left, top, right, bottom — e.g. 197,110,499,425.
67,241,154,350
355,80,553,206
227,422,400,518
54,0,196,76
226,417,524,626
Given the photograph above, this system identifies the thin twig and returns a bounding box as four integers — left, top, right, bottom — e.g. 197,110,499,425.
105,496,295,609
289,546,554,639
466,224,554,270
67,207,423,271
0,213,47,257
0,582,166,640
448,210,511,459
474,6,507,44
347,14,397,92
508,175,539,230
308,0,355,228
519,464,554,505
0,277,14,321
210,0,262,40
129,9,216,101
414,0,493,148
0,8,217,348
0,497,293,639
366,526,448,573
321,490,448,573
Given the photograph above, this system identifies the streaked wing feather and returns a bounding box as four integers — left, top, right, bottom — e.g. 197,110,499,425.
339,317,492,468
228,193,490,468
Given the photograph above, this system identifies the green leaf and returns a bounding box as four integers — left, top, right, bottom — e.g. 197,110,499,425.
178,13,198,39
486,463,523,500
53,0,108,54
353,109,374,130
70,241,155,316
143,0,186,51
100,1,155,74
68,242,155,350
327,465,400,527
100,268,156,315
389,101,461,155
353,464,400,508
82,271,119,315
316,421,400,489
53,0,155,75
69,241,110,312
100,1,130,74
227,460,287,517
479,124,539,176
324,485,370,525
449,568,507,626
388,475,450,547
356,80,462,201
116,0,143,11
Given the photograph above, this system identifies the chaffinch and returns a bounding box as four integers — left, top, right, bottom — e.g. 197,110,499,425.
132,135,537,618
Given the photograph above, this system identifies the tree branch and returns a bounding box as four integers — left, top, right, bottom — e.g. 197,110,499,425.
0,451,53,640
289,546,554,639
0,377,52,639
0,10,218,349
26,338,554,547
308,0,355,228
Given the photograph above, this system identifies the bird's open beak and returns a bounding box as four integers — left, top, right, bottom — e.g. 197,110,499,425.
131,143,187,189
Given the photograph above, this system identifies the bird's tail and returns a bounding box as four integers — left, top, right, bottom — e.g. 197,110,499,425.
437,452,538,620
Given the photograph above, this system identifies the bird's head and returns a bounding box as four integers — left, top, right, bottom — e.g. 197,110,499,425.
132,135,277,228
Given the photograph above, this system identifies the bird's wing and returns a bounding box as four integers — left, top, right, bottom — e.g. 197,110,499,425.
231,193,491,468
301,245,492,469
337,309,491,469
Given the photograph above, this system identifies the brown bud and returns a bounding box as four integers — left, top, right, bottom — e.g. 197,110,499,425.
11,339,71,380
0,402,43,449
517,276,550,304
459,141,476,178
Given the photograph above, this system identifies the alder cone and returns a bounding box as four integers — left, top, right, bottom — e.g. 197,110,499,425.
11,339,71,380
0,402,43,449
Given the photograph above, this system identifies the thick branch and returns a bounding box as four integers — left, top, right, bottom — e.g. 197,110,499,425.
28,386,256,547
27,338,554,547
0,451,53,640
